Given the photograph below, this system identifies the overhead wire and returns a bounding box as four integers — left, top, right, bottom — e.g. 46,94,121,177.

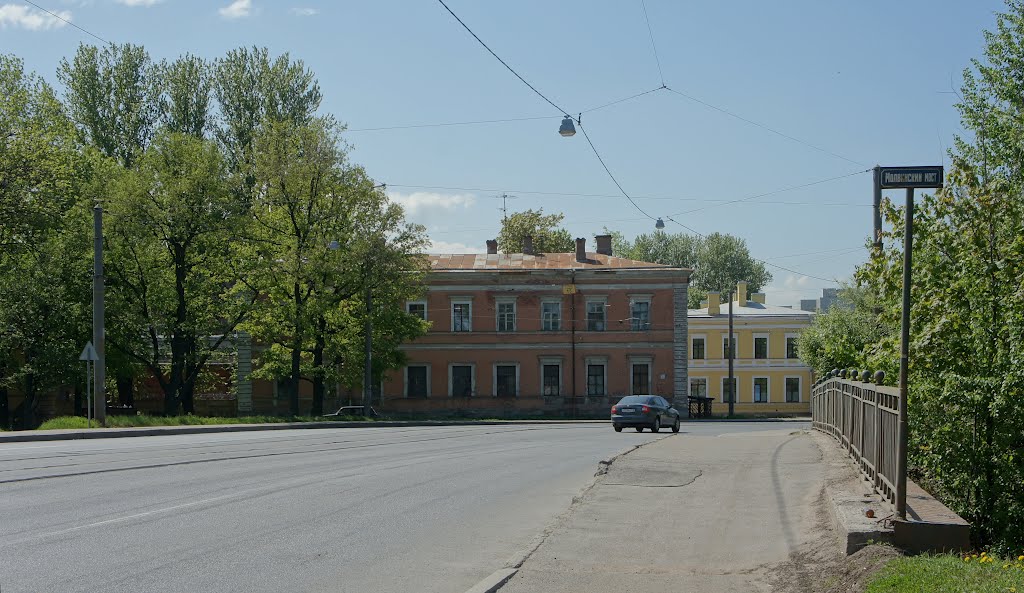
639,0,665,86
23,0,111,45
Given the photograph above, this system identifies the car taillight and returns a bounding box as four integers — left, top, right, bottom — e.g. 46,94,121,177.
611,405,617,414
641,405,650,413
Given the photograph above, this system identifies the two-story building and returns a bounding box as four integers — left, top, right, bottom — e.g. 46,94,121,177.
379,235,692,417
688,281,814,415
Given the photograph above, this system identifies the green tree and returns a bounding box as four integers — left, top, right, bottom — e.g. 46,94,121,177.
160,53,213,137
497,208,574,254
796,287,886,376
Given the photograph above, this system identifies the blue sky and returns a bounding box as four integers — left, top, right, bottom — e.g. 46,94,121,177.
0,0,1007,305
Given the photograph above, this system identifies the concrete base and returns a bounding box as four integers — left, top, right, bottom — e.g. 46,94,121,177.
893,481,972,553
827,486,894,554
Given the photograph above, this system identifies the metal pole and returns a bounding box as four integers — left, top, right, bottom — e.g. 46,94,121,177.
363,284,373,416
873,165,883,250
570,274,576,420
728,290,735,417
93,205,106,425
86,361,92,429
896,188,913,520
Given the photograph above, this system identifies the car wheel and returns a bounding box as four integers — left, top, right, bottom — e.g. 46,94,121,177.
613,425,622,432
672,417,680,433
651,417,661,433
635,427,643,432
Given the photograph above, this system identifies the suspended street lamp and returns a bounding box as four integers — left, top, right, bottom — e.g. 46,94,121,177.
655,217,665,230
559,115,576,137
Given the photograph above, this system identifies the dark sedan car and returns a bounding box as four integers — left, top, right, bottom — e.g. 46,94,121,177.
611,395,680,433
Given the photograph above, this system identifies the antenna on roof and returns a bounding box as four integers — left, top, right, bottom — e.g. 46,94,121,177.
496,193,517,221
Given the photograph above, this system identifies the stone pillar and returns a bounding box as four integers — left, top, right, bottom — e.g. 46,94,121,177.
672,282,689,414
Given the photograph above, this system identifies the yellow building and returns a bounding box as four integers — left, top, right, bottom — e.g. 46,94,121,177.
688,281,814,416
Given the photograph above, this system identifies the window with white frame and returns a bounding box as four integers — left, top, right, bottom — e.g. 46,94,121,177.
690,377,707,398
407,301,427,320
406,365,429,398
691,336,706,360
754,334,769,359
450,364,474,397
722,377,737,403
451,299,472,332
541,300,561,331
494,364,518,397
786,335,799,359
630,357,652,395
586,357,607,396
496,299,516,332
586,299,607,331
785,377,801,402
630,298,651,331
540,358,561,396
753,377,769,403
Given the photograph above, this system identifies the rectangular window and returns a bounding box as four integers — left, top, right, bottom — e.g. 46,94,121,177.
786,337,798,359
452,301,471,332
722,377,737,403
586,364,606,396
753,377,769,403
723,336,736,359
407,366,428,398
495,365,517,397
407,301,426,320
541,301,561,331
630,300,651,331
497,301,516,332
692,337,705,360
785,377,801,403
631,363,650,395
586,301,606,331
690,377,707,398
542,364,560,396
754,336,768,359
451,365,473,397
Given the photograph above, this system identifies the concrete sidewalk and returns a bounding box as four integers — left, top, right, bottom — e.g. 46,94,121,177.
498,427,830,593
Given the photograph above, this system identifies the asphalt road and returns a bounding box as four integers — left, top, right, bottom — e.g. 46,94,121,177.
0,422,804,593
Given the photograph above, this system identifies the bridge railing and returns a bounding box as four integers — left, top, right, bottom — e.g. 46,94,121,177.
811,369,900,507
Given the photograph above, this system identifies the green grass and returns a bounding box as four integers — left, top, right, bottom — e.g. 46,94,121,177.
866,553,1024,593
36,414,378,430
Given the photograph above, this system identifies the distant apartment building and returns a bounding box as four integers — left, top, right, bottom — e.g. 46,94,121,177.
800,288,841,313
690,282,814,415
379,235,692,417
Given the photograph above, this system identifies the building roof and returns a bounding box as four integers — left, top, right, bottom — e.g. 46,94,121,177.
428,252,687,271
689,300,815,318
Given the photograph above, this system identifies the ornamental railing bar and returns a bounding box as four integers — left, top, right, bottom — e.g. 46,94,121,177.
811,369,900,508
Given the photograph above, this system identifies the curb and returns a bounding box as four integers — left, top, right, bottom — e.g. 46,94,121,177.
462,568,518,593
0,420,607,444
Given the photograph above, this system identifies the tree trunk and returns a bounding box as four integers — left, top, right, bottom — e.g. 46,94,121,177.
311,322,325,416
0,383,8,429
73,382,83,418
116,372,134,407
17,372,37,430
181,381,195,415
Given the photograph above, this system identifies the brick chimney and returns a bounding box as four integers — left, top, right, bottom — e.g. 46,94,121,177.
595,234,613,256
737,281,748,307
575,237,587,262
707,291,720,315
486,239,498,254
522,235,534,255
751,292,765,304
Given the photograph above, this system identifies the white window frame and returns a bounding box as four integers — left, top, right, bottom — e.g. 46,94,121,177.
541,298,561,331
628,355,653,395
448,363,475,398
691,334,707,360
689,376,708,399
539,356,563,397
492,362,520,397
785,333,800,360
585,296,608,331
721,376,738,404
628,295,652,331
752,376,770,403
404,364,431,398
585,356,608,396
495,297,516,332
450,297,473,332
753,333,770,360
784,375,802,403
406,300,428,321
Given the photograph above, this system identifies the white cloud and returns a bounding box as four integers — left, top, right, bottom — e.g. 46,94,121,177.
290,7,317,16
387,191,476,217
426,240,483,254
115,0,160,6
218,0,251,19
762,274,816,309
0,4,71,30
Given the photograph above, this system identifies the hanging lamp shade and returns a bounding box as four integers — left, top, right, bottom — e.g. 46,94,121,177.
559,116,576,137
655,217,665,230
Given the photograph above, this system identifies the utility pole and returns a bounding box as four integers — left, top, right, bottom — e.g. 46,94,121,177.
873,165,883,251
363,284,373,416
895,187,914,520
92,205,106,425
728,289,735,417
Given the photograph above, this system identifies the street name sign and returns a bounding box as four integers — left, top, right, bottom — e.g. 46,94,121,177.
878,166,943,189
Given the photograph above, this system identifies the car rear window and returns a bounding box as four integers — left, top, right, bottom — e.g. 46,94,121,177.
617,396,647,404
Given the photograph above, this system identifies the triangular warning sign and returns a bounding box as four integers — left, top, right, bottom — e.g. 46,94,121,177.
79,341,98,361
